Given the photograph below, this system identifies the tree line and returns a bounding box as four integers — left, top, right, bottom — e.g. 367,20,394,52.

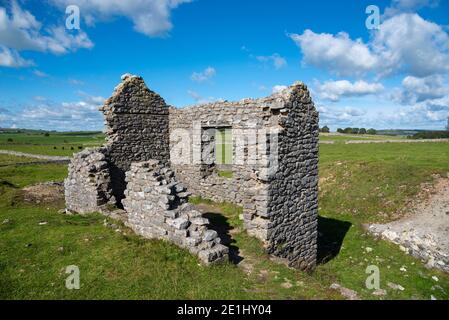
319,126,377,135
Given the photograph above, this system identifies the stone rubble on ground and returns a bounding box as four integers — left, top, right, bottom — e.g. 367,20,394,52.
329,283,360,300
368,174,449,274
122,160,229,265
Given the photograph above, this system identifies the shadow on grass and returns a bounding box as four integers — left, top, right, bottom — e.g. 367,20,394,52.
202,212,244,264
0,179,18,189
317,216,352,265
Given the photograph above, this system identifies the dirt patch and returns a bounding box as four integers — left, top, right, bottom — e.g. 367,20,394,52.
369,173,449,273
22,181,64,205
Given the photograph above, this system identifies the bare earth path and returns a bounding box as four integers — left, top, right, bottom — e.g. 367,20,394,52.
369,174,449,273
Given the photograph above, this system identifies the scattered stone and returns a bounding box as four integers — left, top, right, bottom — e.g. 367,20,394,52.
372,289,387,297
365,247,373,253
22,182,64,204
432,276,439,282
387,282,405,291
400,266,407,272
330,283,360,300
368,174,449,274
38,221,48,226
2,219,10,224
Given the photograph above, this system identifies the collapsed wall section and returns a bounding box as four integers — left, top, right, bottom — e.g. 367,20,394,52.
64,147,115,214
122,160,229,264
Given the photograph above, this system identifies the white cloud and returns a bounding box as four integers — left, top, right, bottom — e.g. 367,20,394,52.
318,105,367,125
373,13,449,77
315,80,384,102
68,78,84,85
378,97,449,128
190,67,216,83
272,85,288,93
256,53,287,69
0,1,93,68
33,69,49,77
0,45,34,67
290,30,378,77
384,0,439,17
317,94,449,130
187,90,222,104
50,0,191,37
33,96,47,102
391,75,449,104
290,13,449,78
0,95,106,131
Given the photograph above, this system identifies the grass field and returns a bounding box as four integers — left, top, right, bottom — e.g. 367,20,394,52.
319,133,406,142
0,133,449,299
0,132,105,156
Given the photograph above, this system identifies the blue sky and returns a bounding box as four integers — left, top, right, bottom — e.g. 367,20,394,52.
0,0,448,131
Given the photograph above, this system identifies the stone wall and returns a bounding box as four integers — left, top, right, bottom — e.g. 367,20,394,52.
64,147,115,214
122,160,229,264
169,83,319,270
265,84,319,270
64,74,319,270
100,74,170,203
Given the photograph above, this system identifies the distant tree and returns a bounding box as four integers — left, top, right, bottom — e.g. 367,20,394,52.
411,131,449,139
344,127,352,134
321,125,330,133
7,138,13,142
446,117,449,131
337,128,344,133
351,128,360,134
359,128,367,134
44,132,50,137
367,128,377,135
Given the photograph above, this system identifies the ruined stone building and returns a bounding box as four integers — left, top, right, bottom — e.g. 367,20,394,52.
65,74,319,270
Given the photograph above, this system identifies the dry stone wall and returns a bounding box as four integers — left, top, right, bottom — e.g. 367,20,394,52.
65,74,319,270
64,147,116,214
169,99,275,242
100,74,170,203
265,84,319,270
169,83,319,270
122,160,229,264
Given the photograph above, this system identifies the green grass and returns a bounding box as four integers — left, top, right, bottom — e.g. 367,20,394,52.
319,133,406,143
315,142,449,299
217,170,233,179
0,155,38,166
0,138,449,299
0,132,105,145
0,144,85,157
0,132,105,156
